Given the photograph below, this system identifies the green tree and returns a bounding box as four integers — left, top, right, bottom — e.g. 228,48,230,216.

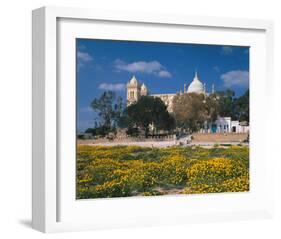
172,93,219,133
233,90,249,122
126,96,175,137
172,93,206,132
216,89,235,118
90,91,125,129
205,93,220,122
113,96,124,127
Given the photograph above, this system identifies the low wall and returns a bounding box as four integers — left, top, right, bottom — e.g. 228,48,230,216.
192,133,248,142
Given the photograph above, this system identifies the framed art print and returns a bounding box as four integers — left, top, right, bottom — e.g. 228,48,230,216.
76,39,250,199
32,6,274,232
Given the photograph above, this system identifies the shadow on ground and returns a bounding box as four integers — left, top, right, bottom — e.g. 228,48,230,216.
18,219,32,228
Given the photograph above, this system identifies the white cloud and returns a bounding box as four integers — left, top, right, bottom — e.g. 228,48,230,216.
158,70,172,78
98,83,126,91
77,51,93,62
221,46,233,55
114,59,172,78
220,70,249,88
77,51,93,71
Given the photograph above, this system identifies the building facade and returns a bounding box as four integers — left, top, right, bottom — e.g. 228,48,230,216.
126,72,213,111
126,73,249,134
201,117,249,134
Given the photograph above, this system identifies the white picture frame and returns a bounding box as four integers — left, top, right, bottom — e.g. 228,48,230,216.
32,6,274,233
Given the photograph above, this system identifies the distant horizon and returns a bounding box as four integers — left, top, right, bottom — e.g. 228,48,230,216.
77,39,249,131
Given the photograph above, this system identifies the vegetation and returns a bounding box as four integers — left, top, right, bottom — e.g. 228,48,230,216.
126,96,175,137
233,89,249,122
85,126,116,138
85,89,249,137
215,90,235,119
215,89,249,122
172,90,249,133
172,93,219,132
77,145,249,199
90,91,125,129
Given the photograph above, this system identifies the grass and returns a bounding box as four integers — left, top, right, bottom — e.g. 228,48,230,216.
77,145,249,199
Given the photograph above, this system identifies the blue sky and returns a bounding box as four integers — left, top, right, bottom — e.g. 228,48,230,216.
77,39,249,131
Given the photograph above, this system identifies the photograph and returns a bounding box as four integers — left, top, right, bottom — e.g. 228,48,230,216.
76,39,250,199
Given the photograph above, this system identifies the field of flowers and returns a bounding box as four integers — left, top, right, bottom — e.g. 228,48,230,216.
77,145,249,199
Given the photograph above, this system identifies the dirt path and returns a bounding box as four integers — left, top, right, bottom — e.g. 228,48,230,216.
79,140,248,148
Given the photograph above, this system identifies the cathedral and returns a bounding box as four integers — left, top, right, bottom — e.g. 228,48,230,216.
126,72,249,134
126,72,214,112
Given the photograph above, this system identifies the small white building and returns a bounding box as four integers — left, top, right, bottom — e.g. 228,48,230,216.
201,117,249,133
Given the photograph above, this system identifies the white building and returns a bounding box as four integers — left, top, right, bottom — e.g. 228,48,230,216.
201,117,249,134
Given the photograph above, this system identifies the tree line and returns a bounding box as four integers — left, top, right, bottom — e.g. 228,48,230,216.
85,89,249,138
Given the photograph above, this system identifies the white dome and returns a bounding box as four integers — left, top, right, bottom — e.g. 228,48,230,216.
187,72,204,94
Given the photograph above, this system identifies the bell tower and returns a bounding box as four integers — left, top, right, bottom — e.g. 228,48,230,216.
127,75,141,105
140,83,148,96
